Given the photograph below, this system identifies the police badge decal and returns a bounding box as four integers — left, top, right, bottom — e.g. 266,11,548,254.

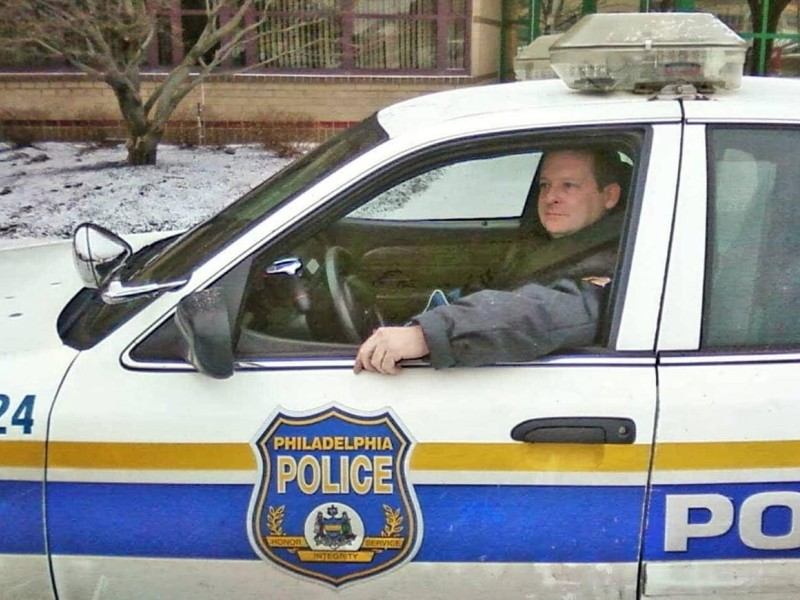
247,405,423,586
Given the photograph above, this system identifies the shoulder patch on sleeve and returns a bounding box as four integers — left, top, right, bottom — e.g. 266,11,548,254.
581,276,612,288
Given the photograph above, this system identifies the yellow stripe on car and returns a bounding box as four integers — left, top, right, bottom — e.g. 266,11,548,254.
4,440,800,472
653,440,800,470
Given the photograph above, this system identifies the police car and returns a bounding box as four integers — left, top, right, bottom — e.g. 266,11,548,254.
3,12,800,599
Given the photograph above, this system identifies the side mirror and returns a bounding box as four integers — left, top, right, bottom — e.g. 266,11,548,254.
175,288,234,379
72,223,132,288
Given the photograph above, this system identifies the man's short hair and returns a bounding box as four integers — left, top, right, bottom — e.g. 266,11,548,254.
544,148,628,191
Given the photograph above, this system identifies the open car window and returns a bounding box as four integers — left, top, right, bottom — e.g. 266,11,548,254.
131,126,644,365
229,128,643,362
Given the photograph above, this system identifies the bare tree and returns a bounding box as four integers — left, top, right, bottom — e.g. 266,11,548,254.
539,0,571,34
0,1,325,165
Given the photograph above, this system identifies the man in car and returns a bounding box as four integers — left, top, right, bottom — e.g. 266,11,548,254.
353,148,627,375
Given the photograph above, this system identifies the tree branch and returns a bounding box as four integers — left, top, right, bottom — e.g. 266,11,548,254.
2,0,338,164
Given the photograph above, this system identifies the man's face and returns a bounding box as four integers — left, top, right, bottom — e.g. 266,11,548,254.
537,151,621,238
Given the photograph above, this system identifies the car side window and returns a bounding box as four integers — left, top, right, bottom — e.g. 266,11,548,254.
130,129,642,364
703,127,800,348
231,131,641,360
234,147,544,358
350,153,540,220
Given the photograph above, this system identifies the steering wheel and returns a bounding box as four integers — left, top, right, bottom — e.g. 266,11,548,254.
324,246,383,343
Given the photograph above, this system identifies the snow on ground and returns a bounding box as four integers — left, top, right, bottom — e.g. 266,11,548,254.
0,141,292,248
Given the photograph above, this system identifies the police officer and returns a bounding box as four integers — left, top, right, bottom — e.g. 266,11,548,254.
354,148,625,375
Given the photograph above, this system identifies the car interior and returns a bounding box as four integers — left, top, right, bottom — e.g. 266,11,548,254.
233,135,639,360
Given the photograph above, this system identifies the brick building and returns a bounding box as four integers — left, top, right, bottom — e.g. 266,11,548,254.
0,0,797,144
0,1,505,143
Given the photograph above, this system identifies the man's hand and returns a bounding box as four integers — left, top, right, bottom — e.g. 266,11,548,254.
354,326,429,375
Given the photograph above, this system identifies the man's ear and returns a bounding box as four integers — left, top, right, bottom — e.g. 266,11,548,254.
603,182,622,210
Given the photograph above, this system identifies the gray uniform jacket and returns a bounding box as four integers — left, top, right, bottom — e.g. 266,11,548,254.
412,215,620,369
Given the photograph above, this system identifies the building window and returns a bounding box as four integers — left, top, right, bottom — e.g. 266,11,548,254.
155,0,470,74
255,0,343,69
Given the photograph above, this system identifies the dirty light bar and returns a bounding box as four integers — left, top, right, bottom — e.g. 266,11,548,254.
548,13,747,93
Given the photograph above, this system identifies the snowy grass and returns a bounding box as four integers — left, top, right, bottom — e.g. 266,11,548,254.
0,141,291,244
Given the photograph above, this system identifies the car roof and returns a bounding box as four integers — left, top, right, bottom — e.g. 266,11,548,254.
376,76,800,139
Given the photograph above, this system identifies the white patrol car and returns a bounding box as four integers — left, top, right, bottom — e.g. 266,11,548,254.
2,12,800,600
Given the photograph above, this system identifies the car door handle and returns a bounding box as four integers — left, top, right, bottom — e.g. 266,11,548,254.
510,417,636,444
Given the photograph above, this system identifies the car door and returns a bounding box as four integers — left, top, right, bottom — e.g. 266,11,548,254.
643,109,800,596
44,115,681,600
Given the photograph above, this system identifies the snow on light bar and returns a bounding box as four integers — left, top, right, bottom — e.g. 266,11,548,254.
548,13,747,93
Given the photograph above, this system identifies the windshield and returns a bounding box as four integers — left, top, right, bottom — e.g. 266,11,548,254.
122,115,387,285
58,115,388,350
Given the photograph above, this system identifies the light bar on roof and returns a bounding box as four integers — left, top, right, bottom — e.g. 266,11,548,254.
548,13,747,93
